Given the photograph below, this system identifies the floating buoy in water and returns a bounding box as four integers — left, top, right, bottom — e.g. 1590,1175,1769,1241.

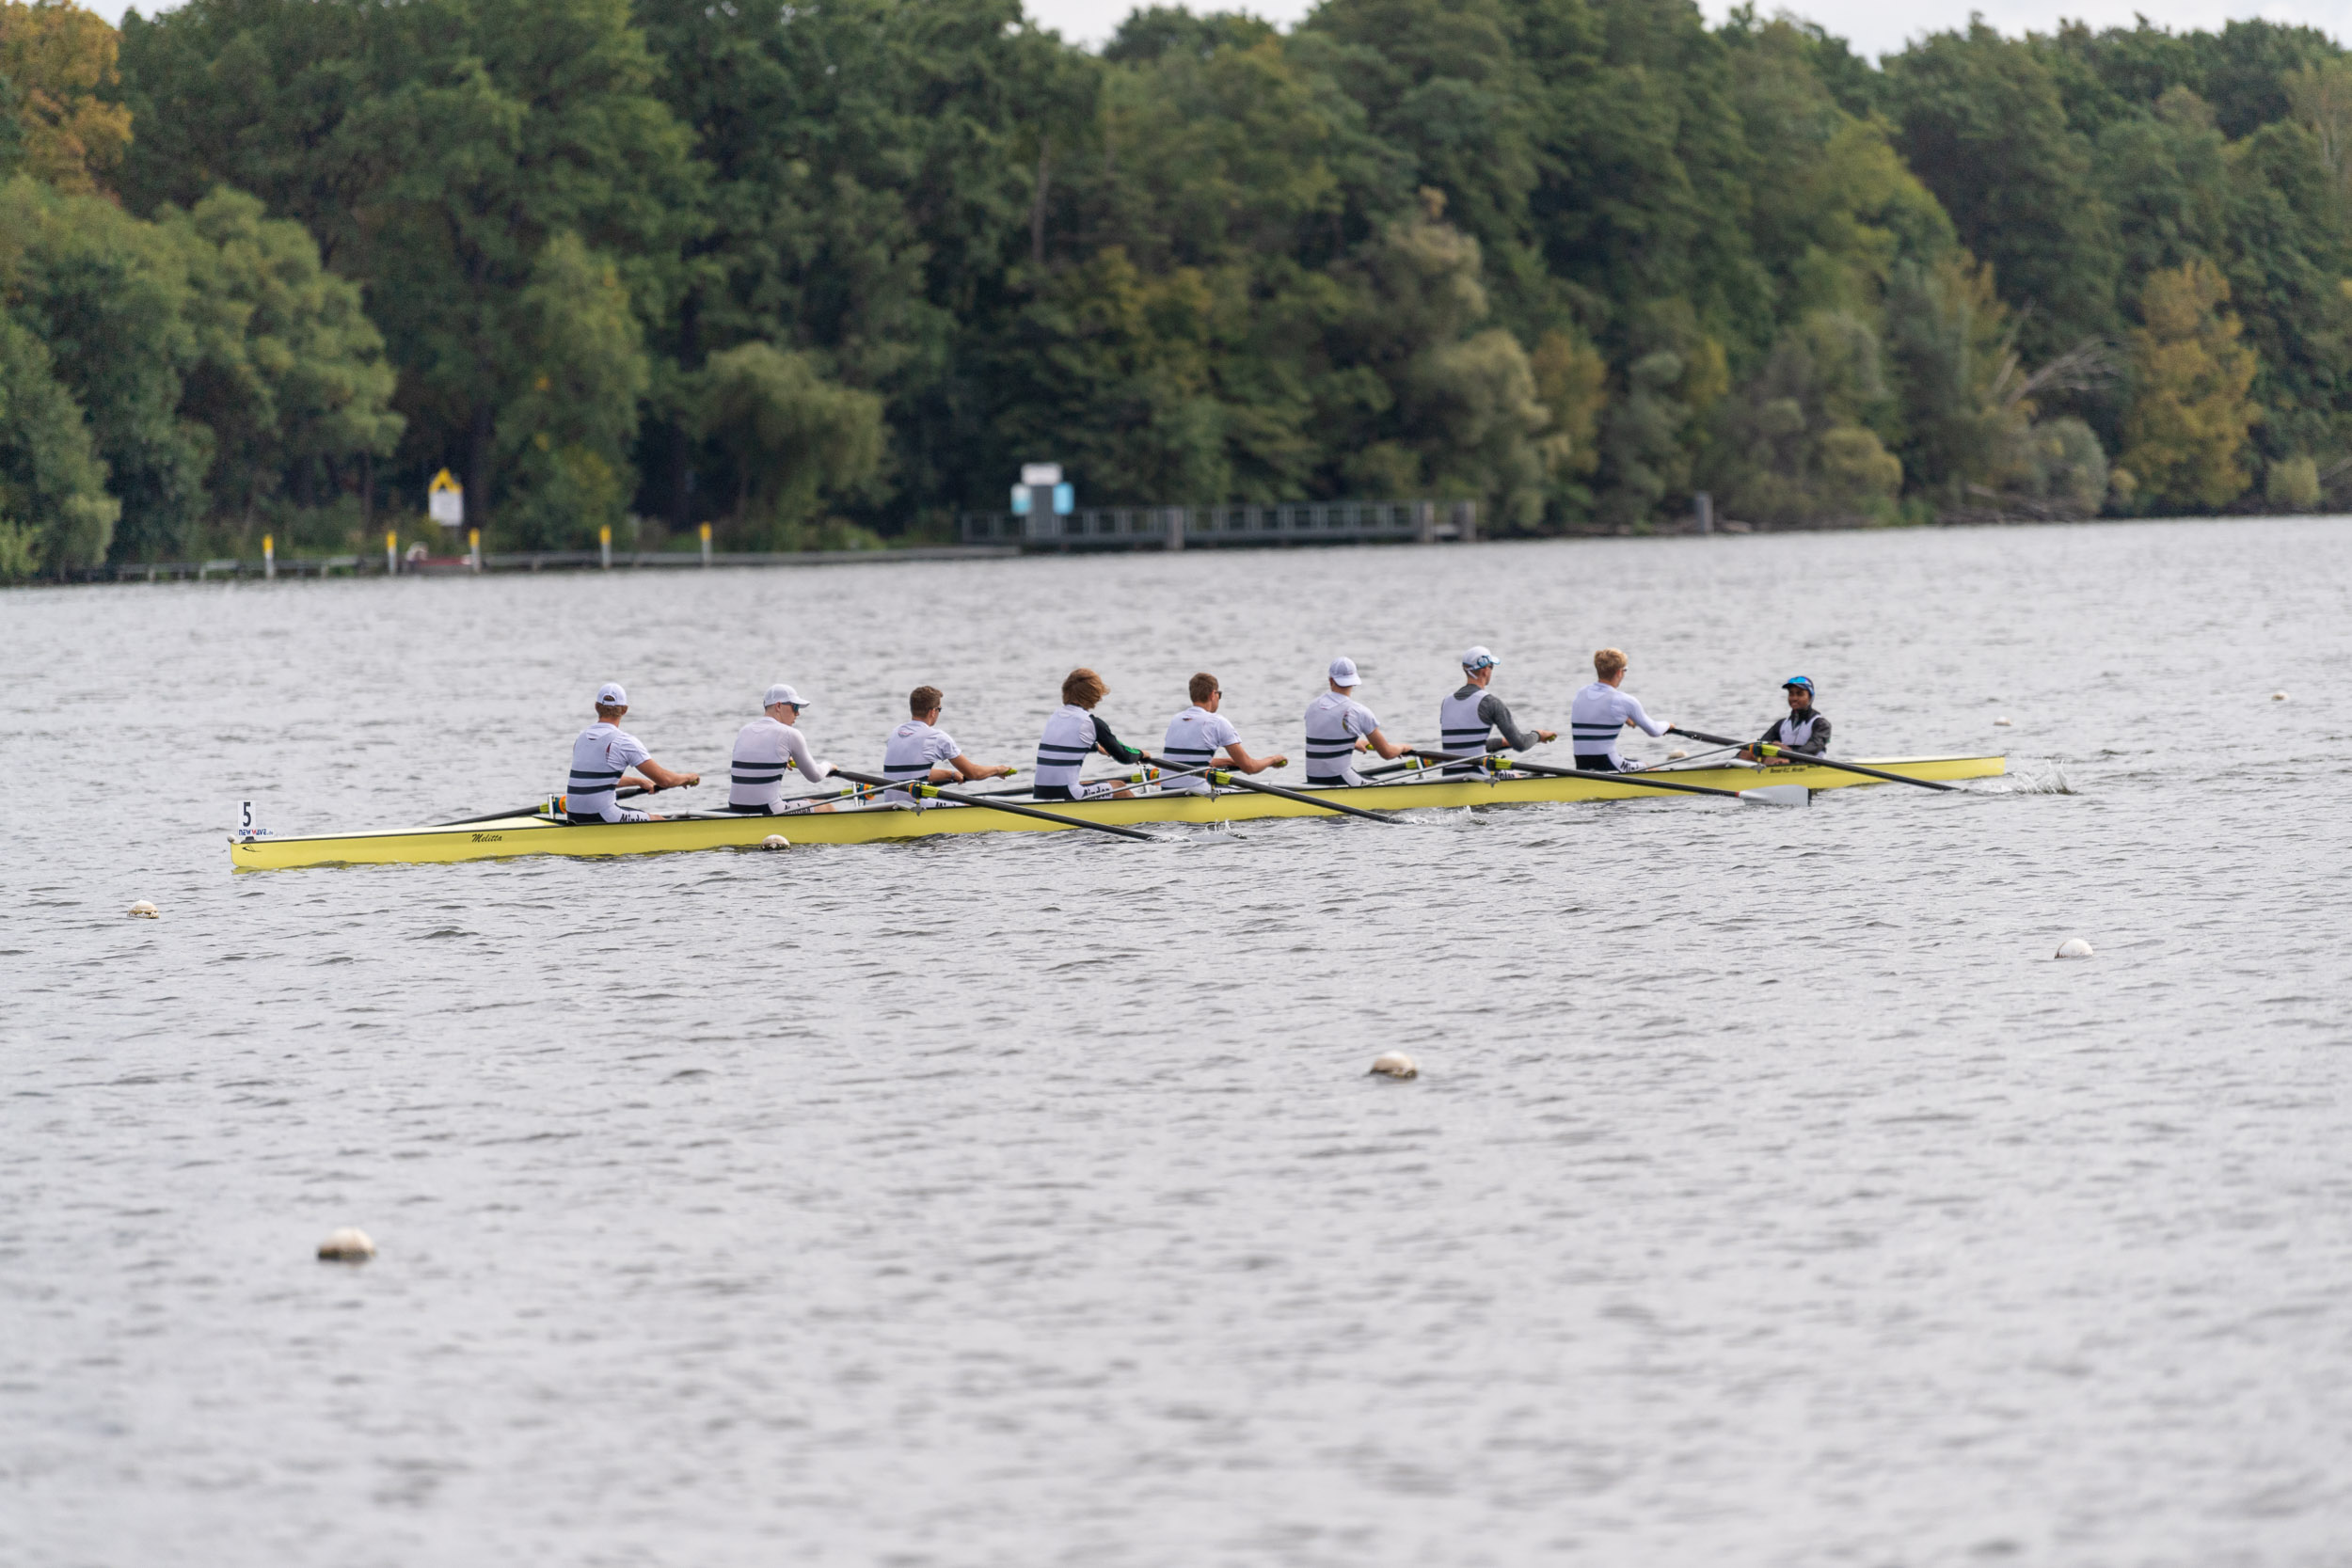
760,834,790,850
128,900,158,918
1994,717,2013,727
1666,749,1689,760
2056,937,2095,959
1369,1051,1418,1080
2271,691,2288,702
317,1227,375,1261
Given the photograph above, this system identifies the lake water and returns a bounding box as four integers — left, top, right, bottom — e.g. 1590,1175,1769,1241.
6,518,2350,1566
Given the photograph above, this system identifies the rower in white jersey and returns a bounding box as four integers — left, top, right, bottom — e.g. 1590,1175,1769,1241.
564,682,701,823
1567,647,1673,772
1158,672,1288,795
1435,645,1556,770
1741,675,1831,765
880,685,1014,801
724,683,836,813
1032,667,1144,800
1303,657,1410,785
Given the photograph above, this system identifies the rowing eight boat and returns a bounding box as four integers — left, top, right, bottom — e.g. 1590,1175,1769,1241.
227,753,2005,870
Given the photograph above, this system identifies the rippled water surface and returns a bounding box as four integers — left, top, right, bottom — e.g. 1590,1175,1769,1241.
7,519,2352,1566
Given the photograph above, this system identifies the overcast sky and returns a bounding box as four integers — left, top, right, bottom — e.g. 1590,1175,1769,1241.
94,0,2344,62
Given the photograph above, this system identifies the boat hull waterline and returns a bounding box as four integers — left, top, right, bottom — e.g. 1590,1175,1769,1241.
229,755,2006,870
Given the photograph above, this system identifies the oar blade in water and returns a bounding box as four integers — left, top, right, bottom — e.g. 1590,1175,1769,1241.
1737,784,1810,807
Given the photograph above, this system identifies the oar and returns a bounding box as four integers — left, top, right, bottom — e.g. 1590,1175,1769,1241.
966,765,1167,799
829,768,1160,844
1466,752,1804,805
1379,748,1803,805
1137,752,1401,824
1361,748,1494,778
438,784,663,826
1668,728,1959,792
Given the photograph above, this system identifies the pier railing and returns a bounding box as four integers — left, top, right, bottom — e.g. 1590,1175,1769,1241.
957,499,1476,549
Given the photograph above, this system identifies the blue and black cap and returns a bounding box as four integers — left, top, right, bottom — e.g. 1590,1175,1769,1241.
1783,675,1815,693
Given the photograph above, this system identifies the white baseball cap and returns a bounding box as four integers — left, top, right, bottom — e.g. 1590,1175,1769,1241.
1327,656,1361,688
763,683,809,709
595,681,628,706
1462,645,1495,672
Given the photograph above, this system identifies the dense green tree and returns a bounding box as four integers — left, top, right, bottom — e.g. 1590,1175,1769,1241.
2119,258,2260,510
696,341,888,547
0,174,208,560
162,186,402,540
493,232,650,548
1707,309,1901,524
121,0,696,537
72,0,2350,547
1883,24,2122,361
0,308,116,573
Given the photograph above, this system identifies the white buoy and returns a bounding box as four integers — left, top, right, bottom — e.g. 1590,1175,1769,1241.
760,833,790,850
128,900,158,919
317,1227,375,1261
1666,749,1689,760
1369,1052,1418,1080
2271,691,2288,702
2056,938,2095,959
1994,717,2013,727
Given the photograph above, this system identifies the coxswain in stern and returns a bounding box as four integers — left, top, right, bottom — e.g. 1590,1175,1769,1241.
1033,668,1144,800
1304,657,1410,785
1741,676,1830,765
565,682,701,823
1159,673,1288,794
1437,645,1556,770
1568,648,1673,771
725,683,836,813
881,686,1014,801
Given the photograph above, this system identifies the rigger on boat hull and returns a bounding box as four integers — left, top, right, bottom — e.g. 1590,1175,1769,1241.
229,755,2005,871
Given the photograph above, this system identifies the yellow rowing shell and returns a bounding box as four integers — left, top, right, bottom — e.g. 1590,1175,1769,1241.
228,754,2005,870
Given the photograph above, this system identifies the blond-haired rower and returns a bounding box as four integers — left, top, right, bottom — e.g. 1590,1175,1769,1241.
1034,667,1145,800
1159,673,1288,795
1567,648,1671,771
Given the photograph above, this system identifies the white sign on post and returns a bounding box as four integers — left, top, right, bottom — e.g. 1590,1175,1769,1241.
427,467,464,527
1020,463,1062,487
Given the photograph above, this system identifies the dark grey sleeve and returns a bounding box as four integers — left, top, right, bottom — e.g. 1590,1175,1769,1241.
1478,692,1539,751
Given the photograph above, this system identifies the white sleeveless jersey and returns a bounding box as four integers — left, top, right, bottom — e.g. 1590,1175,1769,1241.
567,721,650,821
882,720,959,800
1438,687,1492,768
1033,704,1102,791
1304,690,1378,784
1769,713,1821,749
728,716,829,809
1160,705,1241,794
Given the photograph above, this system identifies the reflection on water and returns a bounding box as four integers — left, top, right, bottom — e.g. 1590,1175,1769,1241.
6,519,2351,1565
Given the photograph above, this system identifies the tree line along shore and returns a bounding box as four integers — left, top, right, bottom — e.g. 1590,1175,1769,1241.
0,0,2347,579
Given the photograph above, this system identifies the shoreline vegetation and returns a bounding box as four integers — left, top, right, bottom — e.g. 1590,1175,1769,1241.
0,0,2347,580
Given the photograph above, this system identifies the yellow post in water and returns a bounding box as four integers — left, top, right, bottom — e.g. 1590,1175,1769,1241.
700,521,712,566
600,524,612,569
386,530,398,576
469,528,481,572
262,533,275,580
